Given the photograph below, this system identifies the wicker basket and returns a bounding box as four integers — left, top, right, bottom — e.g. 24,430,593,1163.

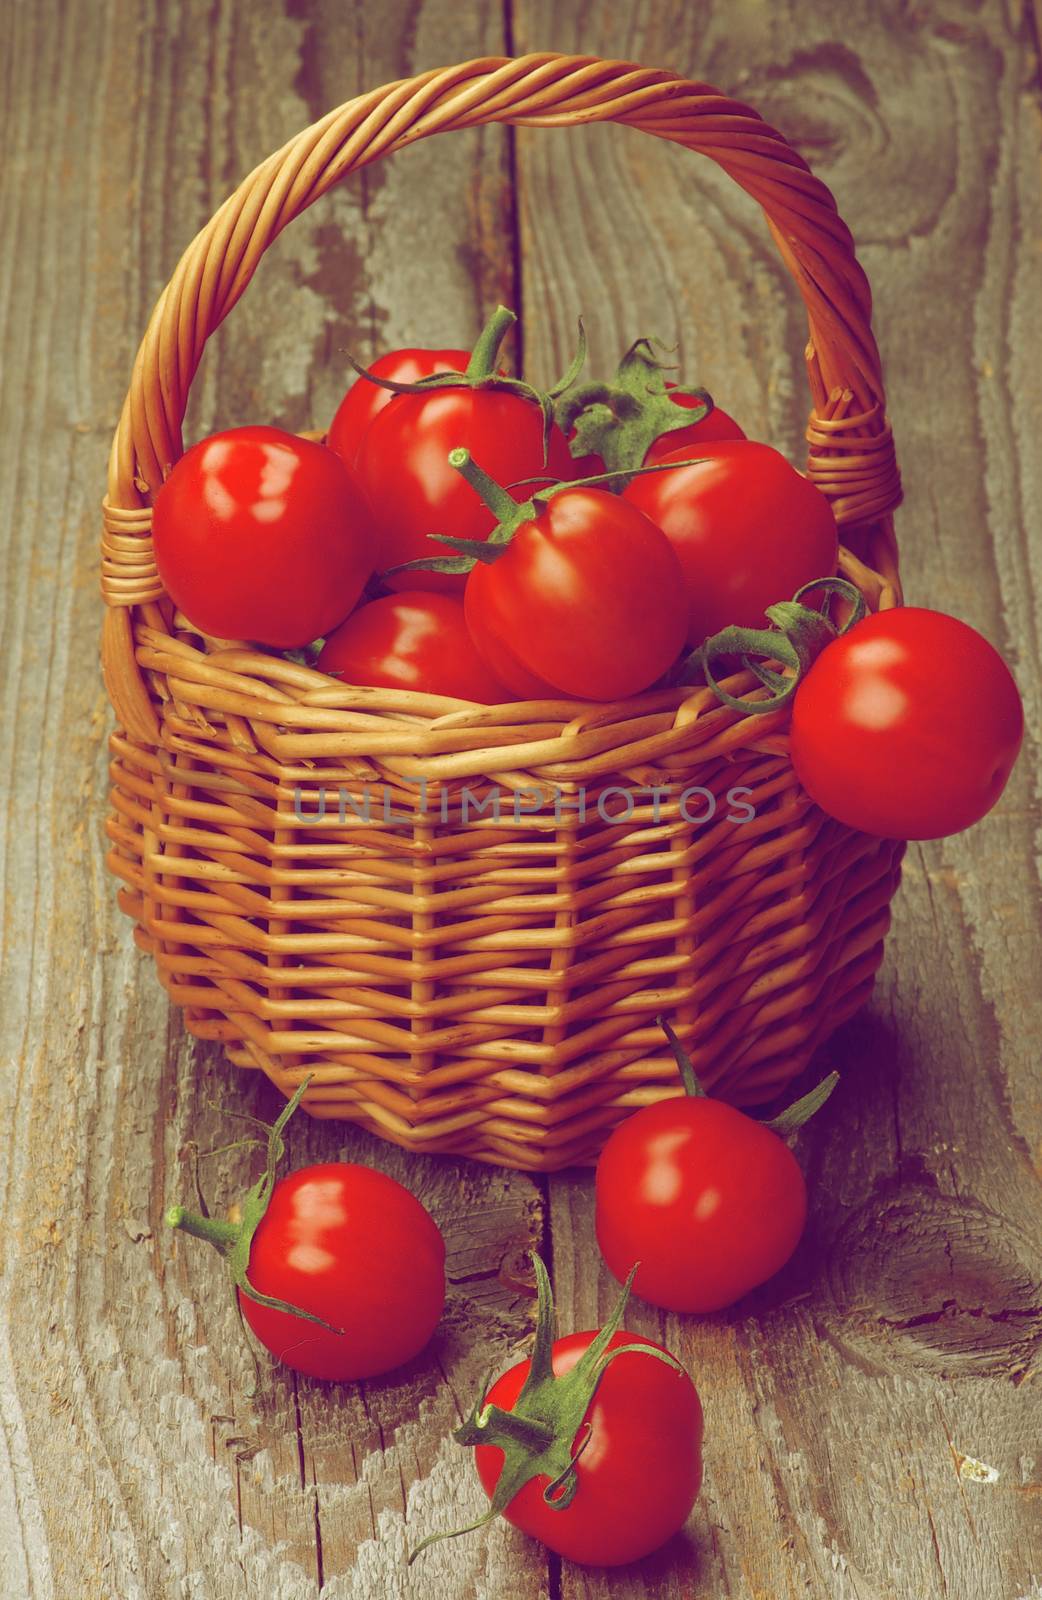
101,53,904,1172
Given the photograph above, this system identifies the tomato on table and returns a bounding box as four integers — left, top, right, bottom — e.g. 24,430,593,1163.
411,1255,702,1569
790,606,1024,839
474,1328,703,1566
152,425,375,647
167,1083,446,1382
317,590,511,703
595,1021,815,1313
623,438,839,646
238,1162,445,1381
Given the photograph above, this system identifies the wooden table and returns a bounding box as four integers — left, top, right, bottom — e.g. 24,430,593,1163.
3,3,1040,1596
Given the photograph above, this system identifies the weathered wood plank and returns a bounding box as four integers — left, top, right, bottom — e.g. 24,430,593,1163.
511,0,1042,1595
4,1,1042,1596
0,2,549,1596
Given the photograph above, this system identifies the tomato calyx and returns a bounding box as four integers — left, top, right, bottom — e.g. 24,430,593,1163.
345,305,587,463
408,1252,684,1564
555,336,714,486
388,448,709,578
658,1017,838,1130
166,1078,344,1335
281,636,327,666
686,576,868,714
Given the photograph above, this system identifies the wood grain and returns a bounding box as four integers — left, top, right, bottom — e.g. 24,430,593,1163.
2,1,1041,1597
511,1,1042,1596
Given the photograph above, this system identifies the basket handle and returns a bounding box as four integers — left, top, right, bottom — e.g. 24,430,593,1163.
101,52,901,739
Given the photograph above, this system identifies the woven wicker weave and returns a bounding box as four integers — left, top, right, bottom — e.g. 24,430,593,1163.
100,53,904,1171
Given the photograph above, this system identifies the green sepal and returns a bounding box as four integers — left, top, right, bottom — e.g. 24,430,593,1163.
281,638,326,667
346,309,587,465
762,1071,840,1133
657,1017,838,1132
554,335,714,488
166,1077,344,1335
389,450,709,578
407,1253,686,1564
658,1014,706,1098
683,576,868,715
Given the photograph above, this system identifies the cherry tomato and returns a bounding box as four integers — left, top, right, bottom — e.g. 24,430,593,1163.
152,426,375,647
790,606,1024,840
239,1163,445,1381
317,591,511,703
463,487,688,700
475,1330,703,1565
327,346,469,469
596,1095,807,1313
572,387,746,477
645,387,747,462
623,439,838,646
356,391,576,593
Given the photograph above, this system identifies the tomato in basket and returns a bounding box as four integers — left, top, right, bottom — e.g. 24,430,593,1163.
558,335,746,479
317,590,511,703
693,584,1024,843
350,306,580,593
623,438,839,647
397,448,688,701
152,426,375,648
327,343,470,469
789,606,1024,839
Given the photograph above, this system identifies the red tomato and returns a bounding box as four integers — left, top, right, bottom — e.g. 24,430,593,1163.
463,488,688,700
239,1163,445,1381
356,392,576,593
596,1096,807,1313
790,606,1024,839
152,426,375,647
645,387,747,462
327,347,469,469
623,439,838,646
572,388,746,478
317,591,510,703
475,1330,703,1565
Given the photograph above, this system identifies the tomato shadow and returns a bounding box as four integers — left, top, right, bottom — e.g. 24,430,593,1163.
559,1525,704,1594
725,1009,908,1315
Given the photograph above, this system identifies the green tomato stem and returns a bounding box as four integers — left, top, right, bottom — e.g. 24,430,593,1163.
166,1205,239,1250
688,577,868,715
657,1016,707,1098
465,305,518,380
555,335,715,485
165,1077,344,1336
447,446,523,528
